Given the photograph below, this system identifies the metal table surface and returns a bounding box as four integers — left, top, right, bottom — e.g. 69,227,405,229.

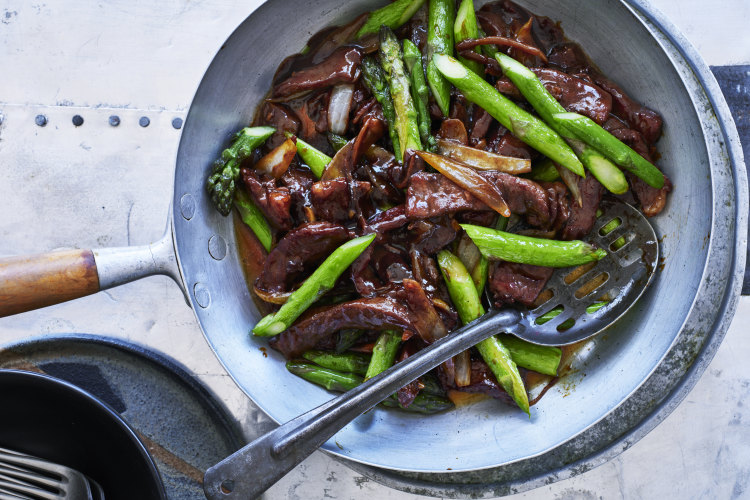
1,1,748,498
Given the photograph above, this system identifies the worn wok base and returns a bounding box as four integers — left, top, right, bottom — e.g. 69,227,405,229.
171,0,746,496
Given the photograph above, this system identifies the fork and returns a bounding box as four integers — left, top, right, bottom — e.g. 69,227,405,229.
0,447,92,500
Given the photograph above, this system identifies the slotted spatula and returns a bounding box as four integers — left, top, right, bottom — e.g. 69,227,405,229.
203,199,658,500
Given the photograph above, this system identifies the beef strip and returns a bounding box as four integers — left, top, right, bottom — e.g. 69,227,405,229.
310,179,371,222
255,221,349,294
532,68,612,124
591,74,663,144
273,46,362,98
408,217,459,255
406,172,552,227
489,262,554,307
561,174,604,240
269,296,415,358
240,169,293,230
260,102,300,149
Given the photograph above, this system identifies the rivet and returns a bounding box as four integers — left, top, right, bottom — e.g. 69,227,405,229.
35,114,48,127
139,116,150,127
179,193,196,220
208,234,227,261
193,283,211,309
109,115,120,127
172,117,183,129
72,115,84,127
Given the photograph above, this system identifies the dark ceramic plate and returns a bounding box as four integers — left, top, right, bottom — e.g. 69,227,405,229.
0,369,166,500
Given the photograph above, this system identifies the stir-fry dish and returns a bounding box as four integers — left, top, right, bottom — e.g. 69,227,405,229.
206,0,671,415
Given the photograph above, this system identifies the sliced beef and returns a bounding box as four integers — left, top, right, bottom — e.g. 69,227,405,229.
408,217,459,255
406,172,552,227
437,118,469,145
591,74,663,144
469,107,494,148
260,102,300,149
532,68,612,124
269,297,415,358
561,174,604,240
273,46,362,98
489,262,554,307
406,172,488,218
366,204,409,233
608,126,672,217
547,42,591,72
310,179,371,222
492,131,537,159
281,166,315,224
255,221,349,294
240,169,293,230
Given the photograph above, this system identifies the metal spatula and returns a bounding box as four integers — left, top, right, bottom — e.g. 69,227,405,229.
203,199,658,500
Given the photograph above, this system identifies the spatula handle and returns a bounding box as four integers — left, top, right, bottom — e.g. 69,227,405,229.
203,308,522,500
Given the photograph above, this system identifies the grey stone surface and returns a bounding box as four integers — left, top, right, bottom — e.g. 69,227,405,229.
0,1,748,499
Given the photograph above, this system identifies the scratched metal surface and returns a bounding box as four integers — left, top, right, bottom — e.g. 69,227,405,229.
0,1,749,499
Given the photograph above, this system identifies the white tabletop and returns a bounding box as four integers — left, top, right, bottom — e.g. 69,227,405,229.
1,1,748,498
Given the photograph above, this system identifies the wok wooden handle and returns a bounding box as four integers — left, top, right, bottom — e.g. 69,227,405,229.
0,249,100,317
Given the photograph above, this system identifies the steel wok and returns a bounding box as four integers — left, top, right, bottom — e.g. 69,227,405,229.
0,0,745,495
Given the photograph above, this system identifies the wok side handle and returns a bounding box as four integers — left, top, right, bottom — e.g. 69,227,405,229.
0,231,185,318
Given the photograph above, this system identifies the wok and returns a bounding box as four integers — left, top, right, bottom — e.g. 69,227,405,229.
0,0,746,493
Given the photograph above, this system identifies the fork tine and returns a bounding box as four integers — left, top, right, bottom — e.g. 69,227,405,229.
0,485,35,500
0,451,64,479
0,465,61,491
0,476,59,500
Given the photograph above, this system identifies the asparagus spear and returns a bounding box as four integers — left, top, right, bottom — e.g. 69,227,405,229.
402,39,437,151
552,112,666,188
285,361,454,414
496,335,561,377
335,329,365,353
206,126,275,215
284,131,330,179
379,27,422,160
361,56,401,159
426,0,455,116
494,53,627,193
302,350,371,376
536,301,609,329
529,158,561,182
234,188,273,253
433,55,585,176
253,233,376,336
456,233,488,294
364,330,402,380
356,0,426,38
454,0,483,75
461,224,607,267
437,250,530,414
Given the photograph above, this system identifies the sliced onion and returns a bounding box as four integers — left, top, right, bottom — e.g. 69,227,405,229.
454,350,472,387
437,139,531,174
416,150,511,217
555,162,583,207
328,83,354,135
253,284,291,305
254,138,297,179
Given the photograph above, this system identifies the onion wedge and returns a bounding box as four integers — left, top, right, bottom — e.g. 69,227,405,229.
416,150,511,217
436,139,531,174
254,138,297,179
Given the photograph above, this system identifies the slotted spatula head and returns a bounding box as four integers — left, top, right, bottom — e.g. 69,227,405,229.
511,199,659,346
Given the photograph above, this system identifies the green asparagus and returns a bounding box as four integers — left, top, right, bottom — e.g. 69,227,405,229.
361,56,401,159
284,131,330,179
364,330,402,380
496,335,561,376
494,53,627,193
553,112,666,188
379,27,422,160
529,158,561,182
286,361,454,414
461,224,606,267
234,188,273,253
433,55,585,176
402,39,437,151
302,350,371,376
356,0,426,38
426,0,455,116
253,233,376,336
335,329,365,353
454,0,483,75
206,126,275,215
436,250,530,414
